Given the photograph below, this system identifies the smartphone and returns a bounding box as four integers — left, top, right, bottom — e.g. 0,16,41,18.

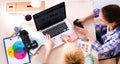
73,19,84,28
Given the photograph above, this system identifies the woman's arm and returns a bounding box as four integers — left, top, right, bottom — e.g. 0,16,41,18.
74,26,120,58
42,50,52,63
92,38,120,58
78,12,94,22
78,8,100,22
42,34,54,64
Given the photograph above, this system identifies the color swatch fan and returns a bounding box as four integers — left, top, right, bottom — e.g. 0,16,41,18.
77,39,91,55
3,36,30,64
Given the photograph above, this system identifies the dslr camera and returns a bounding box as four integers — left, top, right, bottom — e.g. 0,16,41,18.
19,30,38,52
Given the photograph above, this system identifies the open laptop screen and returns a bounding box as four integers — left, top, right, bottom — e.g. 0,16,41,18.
33,2,66,31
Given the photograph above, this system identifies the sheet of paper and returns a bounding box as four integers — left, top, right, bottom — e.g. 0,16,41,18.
3,36,30,64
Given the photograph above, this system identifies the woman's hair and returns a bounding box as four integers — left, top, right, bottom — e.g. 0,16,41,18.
101,4,120,27
63,43,84,64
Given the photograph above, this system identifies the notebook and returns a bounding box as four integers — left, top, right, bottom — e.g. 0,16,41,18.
33,2,76,47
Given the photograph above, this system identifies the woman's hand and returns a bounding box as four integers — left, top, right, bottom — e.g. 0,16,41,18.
74,26,96,43
74,26,89,37
61,34,71,43
44,34,54,53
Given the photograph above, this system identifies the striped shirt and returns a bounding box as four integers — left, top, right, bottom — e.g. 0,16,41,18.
92,24,120,58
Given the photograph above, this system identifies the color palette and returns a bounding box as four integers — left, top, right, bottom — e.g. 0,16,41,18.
3,36,30,64
77,39,91,53
7,41,26,59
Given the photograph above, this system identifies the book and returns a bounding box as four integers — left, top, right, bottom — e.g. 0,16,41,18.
3,36,31,64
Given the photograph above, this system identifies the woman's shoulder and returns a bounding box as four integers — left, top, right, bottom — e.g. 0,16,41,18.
95,24,107,29
112,26,120,39
116,25,120,31
114,25,120,34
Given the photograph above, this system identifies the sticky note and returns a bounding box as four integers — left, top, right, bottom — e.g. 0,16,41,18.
69,32,78,41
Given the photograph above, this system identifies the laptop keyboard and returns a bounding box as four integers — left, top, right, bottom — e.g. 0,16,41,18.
43,22,69,38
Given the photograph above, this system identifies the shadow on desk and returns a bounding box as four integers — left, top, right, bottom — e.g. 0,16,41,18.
99,57,120,64
31,44,64,64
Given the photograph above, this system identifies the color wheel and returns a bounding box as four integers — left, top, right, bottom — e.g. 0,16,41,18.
8,41,26,59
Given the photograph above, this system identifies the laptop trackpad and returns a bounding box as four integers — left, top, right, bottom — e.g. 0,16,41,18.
53,36,63,48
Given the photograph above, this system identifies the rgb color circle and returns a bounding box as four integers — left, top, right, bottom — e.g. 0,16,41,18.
7,41,26,59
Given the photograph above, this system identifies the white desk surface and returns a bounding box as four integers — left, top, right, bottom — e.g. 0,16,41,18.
0,0,99,64
31,0,98,64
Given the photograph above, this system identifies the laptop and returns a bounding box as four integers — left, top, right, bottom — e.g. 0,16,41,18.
33,2,75,47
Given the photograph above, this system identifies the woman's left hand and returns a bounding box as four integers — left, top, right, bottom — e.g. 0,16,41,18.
61,34,71,43
74,26,96,43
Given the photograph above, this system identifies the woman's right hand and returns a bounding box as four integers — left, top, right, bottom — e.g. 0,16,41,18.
44,34,54,53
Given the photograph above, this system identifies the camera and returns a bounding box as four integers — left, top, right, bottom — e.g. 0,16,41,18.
19,30,38,52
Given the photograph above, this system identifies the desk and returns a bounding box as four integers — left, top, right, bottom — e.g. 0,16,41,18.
0,0,99,64
31,0,98,64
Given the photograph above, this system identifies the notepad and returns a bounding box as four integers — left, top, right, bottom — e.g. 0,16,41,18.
3,36,31,64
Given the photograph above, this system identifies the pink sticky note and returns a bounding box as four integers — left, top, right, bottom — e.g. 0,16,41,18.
69,32,78,41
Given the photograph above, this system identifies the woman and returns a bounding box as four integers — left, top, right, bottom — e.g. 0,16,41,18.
75,4,120,58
